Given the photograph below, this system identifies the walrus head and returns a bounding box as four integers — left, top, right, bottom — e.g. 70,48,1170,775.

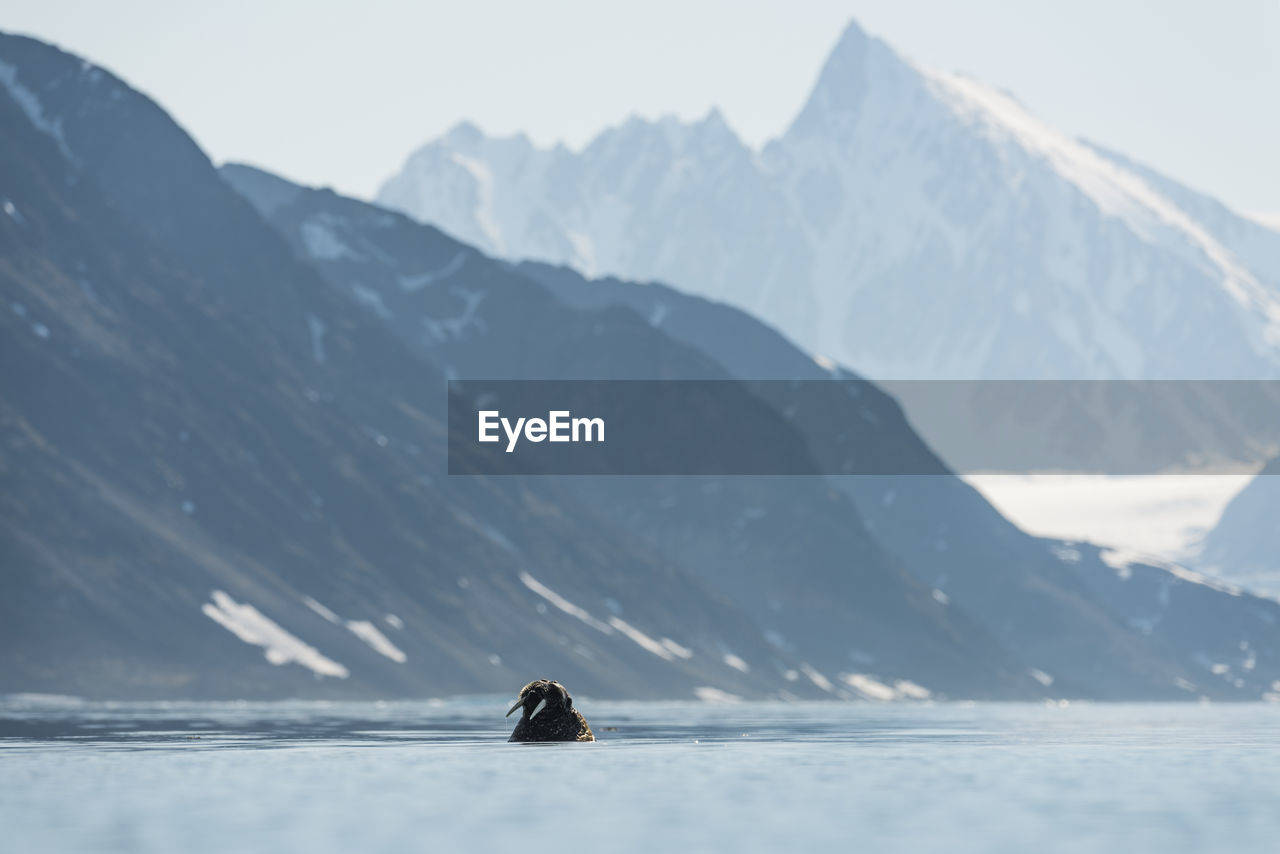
506,679,594,742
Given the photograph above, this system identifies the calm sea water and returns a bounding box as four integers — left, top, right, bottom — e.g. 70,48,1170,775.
2,697,1277,853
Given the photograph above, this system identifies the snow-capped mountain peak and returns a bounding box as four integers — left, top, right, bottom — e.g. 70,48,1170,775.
780,20,920,142
377,18,1280,380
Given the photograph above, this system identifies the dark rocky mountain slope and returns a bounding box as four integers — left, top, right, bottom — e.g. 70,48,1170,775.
224,162,1280,700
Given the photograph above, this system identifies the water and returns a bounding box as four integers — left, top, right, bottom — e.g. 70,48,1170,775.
2,697,1277,853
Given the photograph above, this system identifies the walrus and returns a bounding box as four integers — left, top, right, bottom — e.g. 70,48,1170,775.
505,679,594,742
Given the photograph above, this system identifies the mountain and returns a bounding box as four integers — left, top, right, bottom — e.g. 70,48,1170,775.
514,262,1280,700
377,20,1280,382
1194,457,1280,597
225,162,1280,700
8,28,1278,704
0,32,835,702
3,31,1055,703
221,163,1036,700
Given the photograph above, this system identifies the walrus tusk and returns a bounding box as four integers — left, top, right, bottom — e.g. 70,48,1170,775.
528,698,548,720
505,699,524,717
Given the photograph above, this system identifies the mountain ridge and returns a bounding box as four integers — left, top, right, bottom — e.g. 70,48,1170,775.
0,31,832,702
227,159,1280,700
8,26,1280,703
377,19,1280,381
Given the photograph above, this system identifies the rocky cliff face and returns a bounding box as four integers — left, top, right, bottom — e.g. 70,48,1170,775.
228,161,1280,701
0,33,821,701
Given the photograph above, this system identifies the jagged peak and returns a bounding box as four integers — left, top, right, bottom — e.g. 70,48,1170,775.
829,18,873,60
699,105,728,128
584,108,747,159
782,18,911,139
443,119,486,146
437,119,536,154
694,106,742,142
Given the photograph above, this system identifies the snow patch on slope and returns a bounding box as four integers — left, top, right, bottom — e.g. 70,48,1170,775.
301,595,407,663
0,59,77,162
519,571,614,634
608,617,680,661
450,152,503,252
694,686,742,703
300,217,359,261
930,71,1280,354
1246,212,1280,233
345,620,407,663
398,251,468,292
517,572,688,662
302,596,341,624
202,590,348,678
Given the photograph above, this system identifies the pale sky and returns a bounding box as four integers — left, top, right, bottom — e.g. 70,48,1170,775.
4,1,1278,216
